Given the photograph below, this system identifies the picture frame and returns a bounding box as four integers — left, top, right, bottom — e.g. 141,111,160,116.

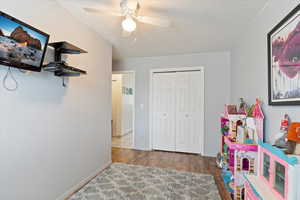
268,4,300,105
128,88,133,95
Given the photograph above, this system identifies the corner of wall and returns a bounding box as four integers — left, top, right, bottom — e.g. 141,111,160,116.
55,162,112,200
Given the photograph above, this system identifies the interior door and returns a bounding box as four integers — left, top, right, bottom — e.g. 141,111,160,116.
175,71,204,153
152,72,176,151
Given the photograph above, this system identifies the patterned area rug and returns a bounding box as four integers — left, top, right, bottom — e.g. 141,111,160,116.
69,163,221,200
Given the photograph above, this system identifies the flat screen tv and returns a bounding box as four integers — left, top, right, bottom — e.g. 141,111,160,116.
0,11,49,72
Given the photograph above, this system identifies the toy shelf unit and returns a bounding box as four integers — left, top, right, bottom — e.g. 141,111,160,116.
219,99,264,200
245,141,300,200
43,41,87,78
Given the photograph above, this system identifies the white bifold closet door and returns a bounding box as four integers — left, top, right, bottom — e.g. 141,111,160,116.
152,72,176,151
152,70,204,154
175,71,203,153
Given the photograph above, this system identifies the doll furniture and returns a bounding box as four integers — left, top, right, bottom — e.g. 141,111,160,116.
245,140,300,200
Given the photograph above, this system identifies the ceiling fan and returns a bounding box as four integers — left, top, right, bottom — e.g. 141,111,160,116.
83,0,171,37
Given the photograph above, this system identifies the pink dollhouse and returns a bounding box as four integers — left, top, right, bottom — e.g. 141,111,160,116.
221,99,300,200
224,99,264,144
245,141,300,200
221,99,264,200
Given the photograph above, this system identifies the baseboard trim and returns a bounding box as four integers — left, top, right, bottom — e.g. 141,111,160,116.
134,147,152,151
56,161,112,200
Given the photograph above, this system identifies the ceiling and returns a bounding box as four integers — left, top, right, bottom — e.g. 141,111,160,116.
57,0,269,61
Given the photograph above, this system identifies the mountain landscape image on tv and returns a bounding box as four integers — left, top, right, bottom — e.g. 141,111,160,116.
0,12,49,71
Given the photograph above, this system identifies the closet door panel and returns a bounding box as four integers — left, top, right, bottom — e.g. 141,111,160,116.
152,73,176,151
175,71,203,153
189,71,204,154
175,72,190,152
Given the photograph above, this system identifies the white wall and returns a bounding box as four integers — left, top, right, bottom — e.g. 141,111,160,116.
113,52,231,156
231,0,300,143
0,1,112,200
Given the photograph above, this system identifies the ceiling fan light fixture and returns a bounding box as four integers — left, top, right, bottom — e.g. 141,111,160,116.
122,16,136,32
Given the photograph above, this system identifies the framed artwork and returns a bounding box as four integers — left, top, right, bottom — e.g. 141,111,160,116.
128,88,133,95
268,4,300,105
122,87,133,95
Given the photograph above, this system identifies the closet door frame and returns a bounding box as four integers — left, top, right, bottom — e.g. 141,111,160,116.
149,67,205,155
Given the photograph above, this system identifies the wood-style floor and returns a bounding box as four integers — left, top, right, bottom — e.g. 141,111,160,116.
112,147,231,200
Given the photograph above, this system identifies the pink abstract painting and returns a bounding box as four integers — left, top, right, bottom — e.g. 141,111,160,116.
268,5,300,105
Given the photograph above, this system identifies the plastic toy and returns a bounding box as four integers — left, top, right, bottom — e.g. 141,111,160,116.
252,99,264,141
274,114,289,148
221,117,230,136
238,98,247,114
221,168,234,194
216,152,226,169
286,122,300,155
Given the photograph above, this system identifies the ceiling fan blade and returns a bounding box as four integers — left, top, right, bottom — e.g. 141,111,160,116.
127,1,139,10
83,7,123,17
136,16,171,27
122,29,132,37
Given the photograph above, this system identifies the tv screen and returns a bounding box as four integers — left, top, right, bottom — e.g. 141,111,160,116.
0,11,49,72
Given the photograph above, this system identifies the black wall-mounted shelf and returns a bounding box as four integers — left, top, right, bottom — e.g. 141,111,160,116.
43,41,87,77
49,42,87,61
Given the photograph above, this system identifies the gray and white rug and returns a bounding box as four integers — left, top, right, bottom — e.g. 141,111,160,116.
69,163,221,200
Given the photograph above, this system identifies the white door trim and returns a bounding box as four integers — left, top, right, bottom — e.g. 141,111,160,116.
112,70,136,149
149,67,205,155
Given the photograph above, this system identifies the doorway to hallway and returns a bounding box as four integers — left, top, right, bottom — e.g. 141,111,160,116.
112,71,135,149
